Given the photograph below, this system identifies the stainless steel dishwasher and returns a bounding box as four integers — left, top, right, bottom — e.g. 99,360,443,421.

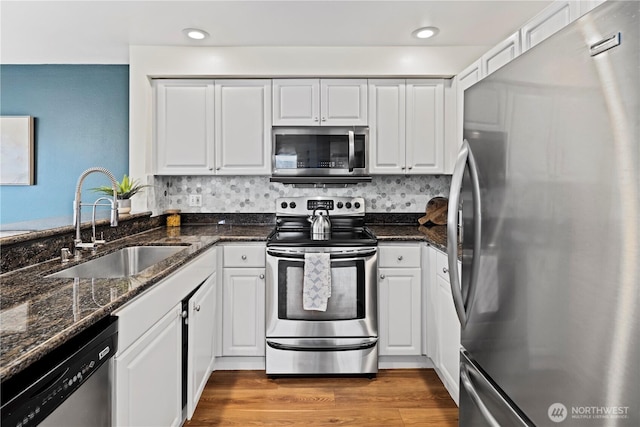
1,317,118,427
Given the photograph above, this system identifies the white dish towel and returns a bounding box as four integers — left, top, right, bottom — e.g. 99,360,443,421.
303,252,332,311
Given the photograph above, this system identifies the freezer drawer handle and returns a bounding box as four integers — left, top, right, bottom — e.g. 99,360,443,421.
460,363,501,427
447,139,482,328
266,339,377,352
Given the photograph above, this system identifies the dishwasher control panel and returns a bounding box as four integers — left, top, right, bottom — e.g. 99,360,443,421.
1,318,118,427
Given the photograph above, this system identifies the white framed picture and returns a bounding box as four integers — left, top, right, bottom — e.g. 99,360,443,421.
1,116,35,185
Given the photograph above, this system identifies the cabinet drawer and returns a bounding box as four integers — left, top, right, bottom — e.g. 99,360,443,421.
378,245,421,268
224,245,265,268
436,250,451,281
436,250,461,282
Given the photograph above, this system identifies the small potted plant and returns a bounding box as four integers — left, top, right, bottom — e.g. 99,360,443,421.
92,174,151,215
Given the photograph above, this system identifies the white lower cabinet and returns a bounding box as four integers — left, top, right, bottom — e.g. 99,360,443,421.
112,247,217,426
222,269,265,356
221,243,266,358
187,272,217,419
378,244,422,357
428,247,461,405
378,267,422,355
114,304,183,427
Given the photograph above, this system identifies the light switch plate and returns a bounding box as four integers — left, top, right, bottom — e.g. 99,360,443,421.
188,194,202,207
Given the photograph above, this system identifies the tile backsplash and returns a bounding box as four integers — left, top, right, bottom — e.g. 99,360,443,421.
151,175,451,214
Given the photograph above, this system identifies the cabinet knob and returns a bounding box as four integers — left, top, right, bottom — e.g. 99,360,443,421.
209,167,214,171
408,166,413,170
194,304,201,312
397,255,403,261
181,310,188,319
241,255,247,260
259,274,265,279
401,166,406,170
314,117,319,122
321,117,326,122
443,267,449,274
380,274,385,279
216,167,221,171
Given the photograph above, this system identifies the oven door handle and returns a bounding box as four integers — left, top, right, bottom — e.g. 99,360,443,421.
267,248,377,259
266,338,378,352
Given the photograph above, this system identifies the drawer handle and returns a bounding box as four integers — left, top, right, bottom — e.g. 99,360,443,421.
397,255,403,261
259,274,265,279
380,274,385,279
443,267,449,274
241,255,247,260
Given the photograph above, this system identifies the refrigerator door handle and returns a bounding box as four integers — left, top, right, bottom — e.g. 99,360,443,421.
460,363,501,427
447,139,482,328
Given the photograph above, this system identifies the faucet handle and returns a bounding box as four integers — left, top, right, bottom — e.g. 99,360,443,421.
94,232,106,245
61,248,72,263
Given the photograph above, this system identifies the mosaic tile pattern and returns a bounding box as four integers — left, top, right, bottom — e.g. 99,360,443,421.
152,175,451,214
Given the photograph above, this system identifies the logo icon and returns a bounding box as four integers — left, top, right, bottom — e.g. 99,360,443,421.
548,403,568,423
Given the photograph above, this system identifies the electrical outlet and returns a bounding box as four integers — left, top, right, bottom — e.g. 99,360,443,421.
188,194,202,207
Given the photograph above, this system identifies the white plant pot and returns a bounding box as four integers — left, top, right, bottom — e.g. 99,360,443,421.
118,198,131,215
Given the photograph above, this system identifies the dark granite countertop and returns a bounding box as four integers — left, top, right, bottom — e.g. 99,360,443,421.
370,224,448,252
0,221,452,382
0,224,272,382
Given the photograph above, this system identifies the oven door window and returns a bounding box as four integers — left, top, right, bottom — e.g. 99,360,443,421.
278,259,365,320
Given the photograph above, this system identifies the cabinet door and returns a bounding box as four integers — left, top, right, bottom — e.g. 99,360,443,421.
222,268,265,356
272,79,319,125
114,304,182,427
378,267,422,356
187,273,216,420
406,80,444,174
457,60,483,91
578,0,605,17
437,274,460,404
320,79,368,126
155,79,215,175
368,80,406,174
482,31,521,76
521,1,578,52
215,80,272,175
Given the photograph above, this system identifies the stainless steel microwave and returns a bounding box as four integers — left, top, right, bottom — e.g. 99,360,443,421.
271,127,370,184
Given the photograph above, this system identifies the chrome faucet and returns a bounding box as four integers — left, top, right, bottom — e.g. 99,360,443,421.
73,167,119,259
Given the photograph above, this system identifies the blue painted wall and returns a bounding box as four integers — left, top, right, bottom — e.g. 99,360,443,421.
0,65,129,225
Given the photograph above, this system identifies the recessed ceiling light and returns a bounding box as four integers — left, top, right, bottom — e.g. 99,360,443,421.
412,26,440,40
183,28,209,40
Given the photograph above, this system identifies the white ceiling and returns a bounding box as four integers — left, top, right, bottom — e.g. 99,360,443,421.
1,0,553,64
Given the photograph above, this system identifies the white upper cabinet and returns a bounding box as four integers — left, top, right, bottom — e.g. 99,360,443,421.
155,79,215,175
405,80,444,174
457,60,482,92
369,79,444,174
521,1,579,51
321,79,368,126
272,79,319,125
368,80,406,173
273,79,368,126
154,79,271,175
482,31,522,76
214,80,272,175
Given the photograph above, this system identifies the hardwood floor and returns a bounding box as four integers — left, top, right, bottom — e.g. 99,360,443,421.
186,369,459,426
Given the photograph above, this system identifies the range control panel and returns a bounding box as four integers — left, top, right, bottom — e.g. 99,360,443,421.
276,196,365,217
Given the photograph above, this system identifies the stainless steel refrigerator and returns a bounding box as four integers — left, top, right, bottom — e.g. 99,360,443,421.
446,1,639,425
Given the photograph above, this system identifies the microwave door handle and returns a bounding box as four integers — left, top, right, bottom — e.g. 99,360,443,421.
348,130,355,172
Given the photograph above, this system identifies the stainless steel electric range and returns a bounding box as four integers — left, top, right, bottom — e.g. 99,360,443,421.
265,196,379,375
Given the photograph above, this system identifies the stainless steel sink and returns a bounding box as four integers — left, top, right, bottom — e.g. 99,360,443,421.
48,246,187,278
